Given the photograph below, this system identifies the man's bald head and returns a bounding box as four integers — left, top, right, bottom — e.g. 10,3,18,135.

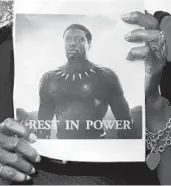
63,24,92,44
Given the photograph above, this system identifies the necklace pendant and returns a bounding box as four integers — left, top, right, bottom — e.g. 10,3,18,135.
65,74,69,81
72,74,75,81
79,73,82,80
60,73,66,78
90,69,96,74
56,71,62,75
146,151,161,170
85,72,89,77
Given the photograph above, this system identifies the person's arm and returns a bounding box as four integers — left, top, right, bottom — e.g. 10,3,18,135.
122,10,170,184
152,11,171,185
104,68,139,139
38,72,55,139
106,69,131,120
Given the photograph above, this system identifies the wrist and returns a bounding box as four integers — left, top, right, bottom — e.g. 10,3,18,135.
145,69,163,102
145,63,164,76
146,95,169,111
145,87,160,104
146,94,160,105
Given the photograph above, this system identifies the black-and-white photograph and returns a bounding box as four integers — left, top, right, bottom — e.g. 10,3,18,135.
14,0,145,162
0,0,171,184
14,14,144,140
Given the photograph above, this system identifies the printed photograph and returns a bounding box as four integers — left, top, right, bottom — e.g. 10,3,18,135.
14,13,144,140
13,0,146,162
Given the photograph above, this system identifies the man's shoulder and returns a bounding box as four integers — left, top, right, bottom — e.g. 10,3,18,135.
94,64,116,77
96,65,118,82
102,67,116,76
42,69,58,78
39,64,67,86
39,69,58,90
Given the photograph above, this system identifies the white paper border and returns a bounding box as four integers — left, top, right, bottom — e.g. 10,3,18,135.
13,0,145,162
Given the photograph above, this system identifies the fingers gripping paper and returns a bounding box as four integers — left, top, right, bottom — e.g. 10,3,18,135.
13,0,145,162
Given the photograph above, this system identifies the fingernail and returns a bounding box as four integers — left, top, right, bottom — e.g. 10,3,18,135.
30,167,36,174
29,133,37,142
124,32,132,40
126,55,130,60
121,13,130,20
126,54,131,61
126,52,134,61
35,155,41,162
26,175,31,180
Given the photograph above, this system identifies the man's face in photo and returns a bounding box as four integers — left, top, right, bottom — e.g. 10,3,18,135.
64,28,90,60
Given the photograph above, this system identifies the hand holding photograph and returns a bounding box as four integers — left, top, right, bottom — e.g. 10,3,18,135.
14,0,145,162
